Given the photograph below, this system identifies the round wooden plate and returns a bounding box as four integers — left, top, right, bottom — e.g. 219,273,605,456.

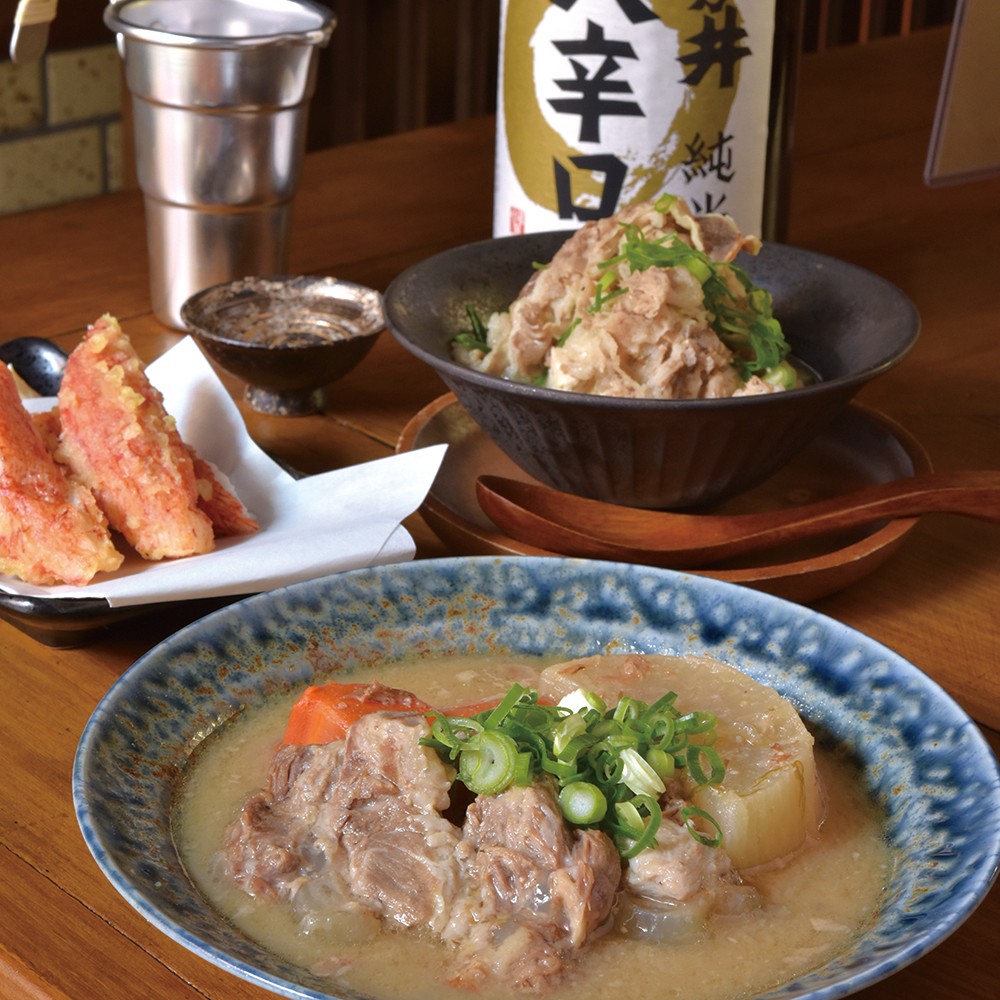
396,393,932,604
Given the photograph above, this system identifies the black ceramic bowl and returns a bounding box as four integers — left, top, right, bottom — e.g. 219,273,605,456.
181,276,384,416
384,234,920,508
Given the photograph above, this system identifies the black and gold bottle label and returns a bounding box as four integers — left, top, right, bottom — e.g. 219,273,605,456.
494,0,777,236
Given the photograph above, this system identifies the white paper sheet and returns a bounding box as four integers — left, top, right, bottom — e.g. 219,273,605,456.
1,336,446,607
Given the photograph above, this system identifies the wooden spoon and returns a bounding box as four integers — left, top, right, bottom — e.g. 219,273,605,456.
476,471,1000,569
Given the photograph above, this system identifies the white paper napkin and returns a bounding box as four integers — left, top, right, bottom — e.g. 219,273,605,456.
2,336,446,607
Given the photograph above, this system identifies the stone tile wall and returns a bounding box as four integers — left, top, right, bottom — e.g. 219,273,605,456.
0,43,123,215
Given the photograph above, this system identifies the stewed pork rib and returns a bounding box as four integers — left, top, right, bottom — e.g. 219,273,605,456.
225,710,622,989
223,659,778,991
225,713,462,931
447,783,621,990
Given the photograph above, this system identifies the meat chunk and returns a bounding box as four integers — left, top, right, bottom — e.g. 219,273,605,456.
224,741,346,899
447,782,621,991
626,796,758,910
0,363,123,585
321,713,462,932
226,708,623,992
618,794,760,941
225,712,462,933
458,197,777,400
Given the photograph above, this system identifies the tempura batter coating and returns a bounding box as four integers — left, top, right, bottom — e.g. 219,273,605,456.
57,316,216,560
0,364,123,586
190,451,260,537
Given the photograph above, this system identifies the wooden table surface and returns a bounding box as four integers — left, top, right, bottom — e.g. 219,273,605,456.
1,26,997,1000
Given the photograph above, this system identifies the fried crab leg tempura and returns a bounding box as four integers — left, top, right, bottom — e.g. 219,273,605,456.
188,450,261,538
57,316,257,561
0,363,123,586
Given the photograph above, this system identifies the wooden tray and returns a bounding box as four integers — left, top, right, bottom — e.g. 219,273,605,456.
396,394,932,604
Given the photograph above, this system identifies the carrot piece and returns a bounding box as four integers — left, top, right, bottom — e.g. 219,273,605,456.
281,682,558,747
279,680,433,746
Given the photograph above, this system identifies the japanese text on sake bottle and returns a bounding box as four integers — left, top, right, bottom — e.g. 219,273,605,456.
493,0,802,240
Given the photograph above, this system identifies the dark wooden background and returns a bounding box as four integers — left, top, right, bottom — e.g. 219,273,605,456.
1,0,959,152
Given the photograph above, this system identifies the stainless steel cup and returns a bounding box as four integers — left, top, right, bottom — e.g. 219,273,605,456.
105,0,335,329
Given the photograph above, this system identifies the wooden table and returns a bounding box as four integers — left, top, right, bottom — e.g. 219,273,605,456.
1,26,997,1000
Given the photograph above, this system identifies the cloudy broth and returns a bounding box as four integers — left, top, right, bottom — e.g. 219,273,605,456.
174,655,893,1000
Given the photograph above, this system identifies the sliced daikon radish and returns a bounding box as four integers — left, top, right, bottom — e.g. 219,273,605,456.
539,653,823,869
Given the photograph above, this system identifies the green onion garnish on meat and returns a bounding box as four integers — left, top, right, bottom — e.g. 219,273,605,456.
457,730,519,795
422,682,726,858
452,305,491,353
555,317,581,347
587,224,792,381
558,781,608,825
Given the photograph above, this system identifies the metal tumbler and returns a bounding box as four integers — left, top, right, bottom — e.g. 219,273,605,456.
105,0,335,329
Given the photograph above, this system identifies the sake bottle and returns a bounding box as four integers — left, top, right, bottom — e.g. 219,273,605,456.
493,0,803,241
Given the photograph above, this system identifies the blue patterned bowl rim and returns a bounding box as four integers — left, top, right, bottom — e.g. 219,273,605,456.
73,556,1000,1000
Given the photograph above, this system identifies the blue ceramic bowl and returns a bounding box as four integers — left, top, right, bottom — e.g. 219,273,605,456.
73,557,999,1000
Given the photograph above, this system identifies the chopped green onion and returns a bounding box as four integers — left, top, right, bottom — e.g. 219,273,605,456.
645,746,676,782
513,750,533,787
555,316,581,347
676,711,718,735
614,799,645,836
483,683,529,728
679,804,724,848
619,747,667,797
421,681,726,859
458,730,518,795
425,712,482,757
615,794,663,858
452,305,491,353
552,713,588,757
535,743,573,773
685,744,726,786
762,359,799,389
604,223,791,380
613,696,643,726
559,781,608,825
559,688,606,714
653,192,678,214
588,269,626,313
558,733,593,764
